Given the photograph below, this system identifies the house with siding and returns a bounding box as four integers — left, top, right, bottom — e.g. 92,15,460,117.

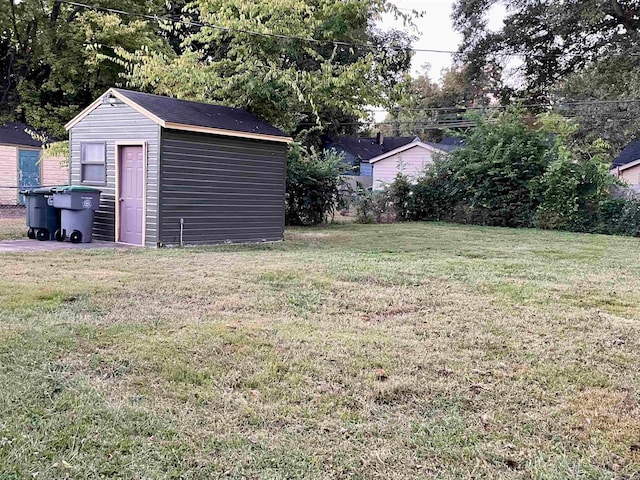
370,141,453,190
64,88,292,247
0,122,68,205
611,140,640,186
324,134,419,177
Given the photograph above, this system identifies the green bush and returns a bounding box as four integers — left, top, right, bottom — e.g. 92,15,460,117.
370,111,640,237
355,188,395,224
386,174,413,221
442,111,553,227
409,159,454,221
533,137,619,232
596,197,640,236
286,144,345,226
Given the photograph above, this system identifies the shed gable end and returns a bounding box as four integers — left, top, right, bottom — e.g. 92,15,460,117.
69,101,161,246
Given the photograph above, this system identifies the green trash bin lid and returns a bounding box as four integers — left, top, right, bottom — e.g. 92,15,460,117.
20,186,57,195
52,185,102,193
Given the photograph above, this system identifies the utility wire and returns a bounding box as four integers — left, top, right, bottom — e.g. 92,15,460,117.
54,0,457,54
52,0,640,133
366,98,640,113
298,109,640,128
51,1,640,61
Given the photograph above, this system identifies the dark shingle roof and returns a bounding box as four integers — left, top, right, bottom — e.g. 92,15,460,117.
425,136,464,153
326,135,463,160
326,136,419,161
613,140,640,168
113,89,288,138
0,122,42,147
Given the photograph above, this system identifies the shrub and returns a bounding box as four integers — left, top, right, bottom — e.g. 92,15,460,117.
286,144,345,226
596,197,640,236
366,111,640,237
533,138,619,232
442,111,554,227
386,174,413,221
355,188,396,224
409,158,457,222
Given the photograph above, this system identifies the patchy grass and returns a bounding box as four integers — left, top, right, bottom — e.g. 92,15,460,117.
1,222,640,478
0,215,26,240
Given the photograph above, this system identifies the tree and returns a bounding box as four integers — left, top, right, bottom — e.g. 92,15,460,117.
116,0,416,135
285,144,345,225
380,65,490,141
0,0,176,138
554,57,640,154
452,0,640,154
453,1,640,101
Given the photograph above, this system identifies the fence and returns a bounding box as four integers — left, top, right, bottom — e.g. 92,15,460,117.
0,205,26,241
0,186,58,241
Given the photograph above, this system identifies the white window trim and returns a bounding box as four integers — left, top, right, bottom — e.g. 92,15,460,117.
80,142,106,185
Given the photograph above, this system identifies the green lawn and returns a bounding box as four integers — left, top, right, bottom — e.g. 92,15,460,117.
1,222,639,479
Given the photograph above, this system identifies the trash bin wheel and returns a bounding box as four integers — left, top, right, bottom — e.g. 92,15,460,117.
54,229,65,242
27,228,36,240
70,230,83,244
36,228,50,241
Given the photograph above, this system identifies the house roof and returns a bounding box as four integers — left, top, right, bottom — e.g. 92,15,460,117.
326,136,419,162
0,122,42,147
613,140,640,168
369,141,448,164
65,88,292,144
435,136,464,152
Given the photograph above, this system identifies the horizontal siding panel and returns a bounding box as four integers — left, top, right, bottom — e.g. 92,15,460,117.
160,129,287,246
160,186,283,197
162,179,280,190
162,164,283,178
160,200,284,208
163,224,285,234
163,137,284,155
161,149,285,167
162,216,284,225
161,229,284,244
69,102,160,246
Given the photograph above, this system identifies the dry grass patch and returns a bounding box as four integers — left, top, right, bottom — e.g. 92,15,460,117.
1,222,640,478
0,215,25,240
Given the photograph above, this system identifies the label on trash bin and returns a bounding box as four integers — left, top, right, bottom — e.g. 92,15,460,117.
47,197,54,206
81,197,93,209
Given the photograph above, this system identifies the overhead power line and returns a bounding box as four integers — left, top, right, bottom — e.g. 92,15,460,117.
53,0,640,62
54,0,458,54
367,98,640,114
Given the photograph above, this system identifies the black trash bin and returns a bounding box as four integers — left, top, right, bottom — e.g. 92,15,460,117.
51,186,101,243
20,187,60,241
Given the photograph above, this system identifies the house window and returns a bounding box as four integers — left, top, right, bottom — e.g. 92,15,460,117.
80,143,106,184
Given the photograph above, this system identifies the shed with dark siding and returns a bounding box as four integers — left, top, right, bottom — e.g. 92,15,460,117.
65,88,291,247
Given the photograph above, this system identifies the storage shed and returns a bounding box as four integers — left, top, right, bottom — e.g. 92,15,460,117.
65,88,292,247
0,122,69,205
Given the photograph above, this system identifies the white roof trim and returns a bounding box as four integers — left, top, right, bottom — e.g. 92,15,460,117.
64,88,165,131
616,158,640,172
368,141,446,164
64,88,293,144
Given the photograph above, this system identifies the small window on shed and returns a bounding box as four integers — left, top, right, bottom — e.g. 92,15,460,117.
80,143,106,184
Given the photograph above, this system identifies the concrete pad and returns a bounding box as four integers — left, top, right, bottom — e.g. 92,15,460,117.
0,239,135,253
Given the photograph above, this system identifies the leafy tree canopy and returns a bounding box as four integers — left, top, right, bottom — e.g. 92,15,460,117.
452,0,640,153
453,0,640,101
116,0,416,135
380,64,496,141
2,1,415,140
1,0,176,138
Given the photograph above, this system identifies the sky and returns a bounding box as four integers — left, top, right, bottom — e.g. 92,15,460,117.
381,0,507,82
